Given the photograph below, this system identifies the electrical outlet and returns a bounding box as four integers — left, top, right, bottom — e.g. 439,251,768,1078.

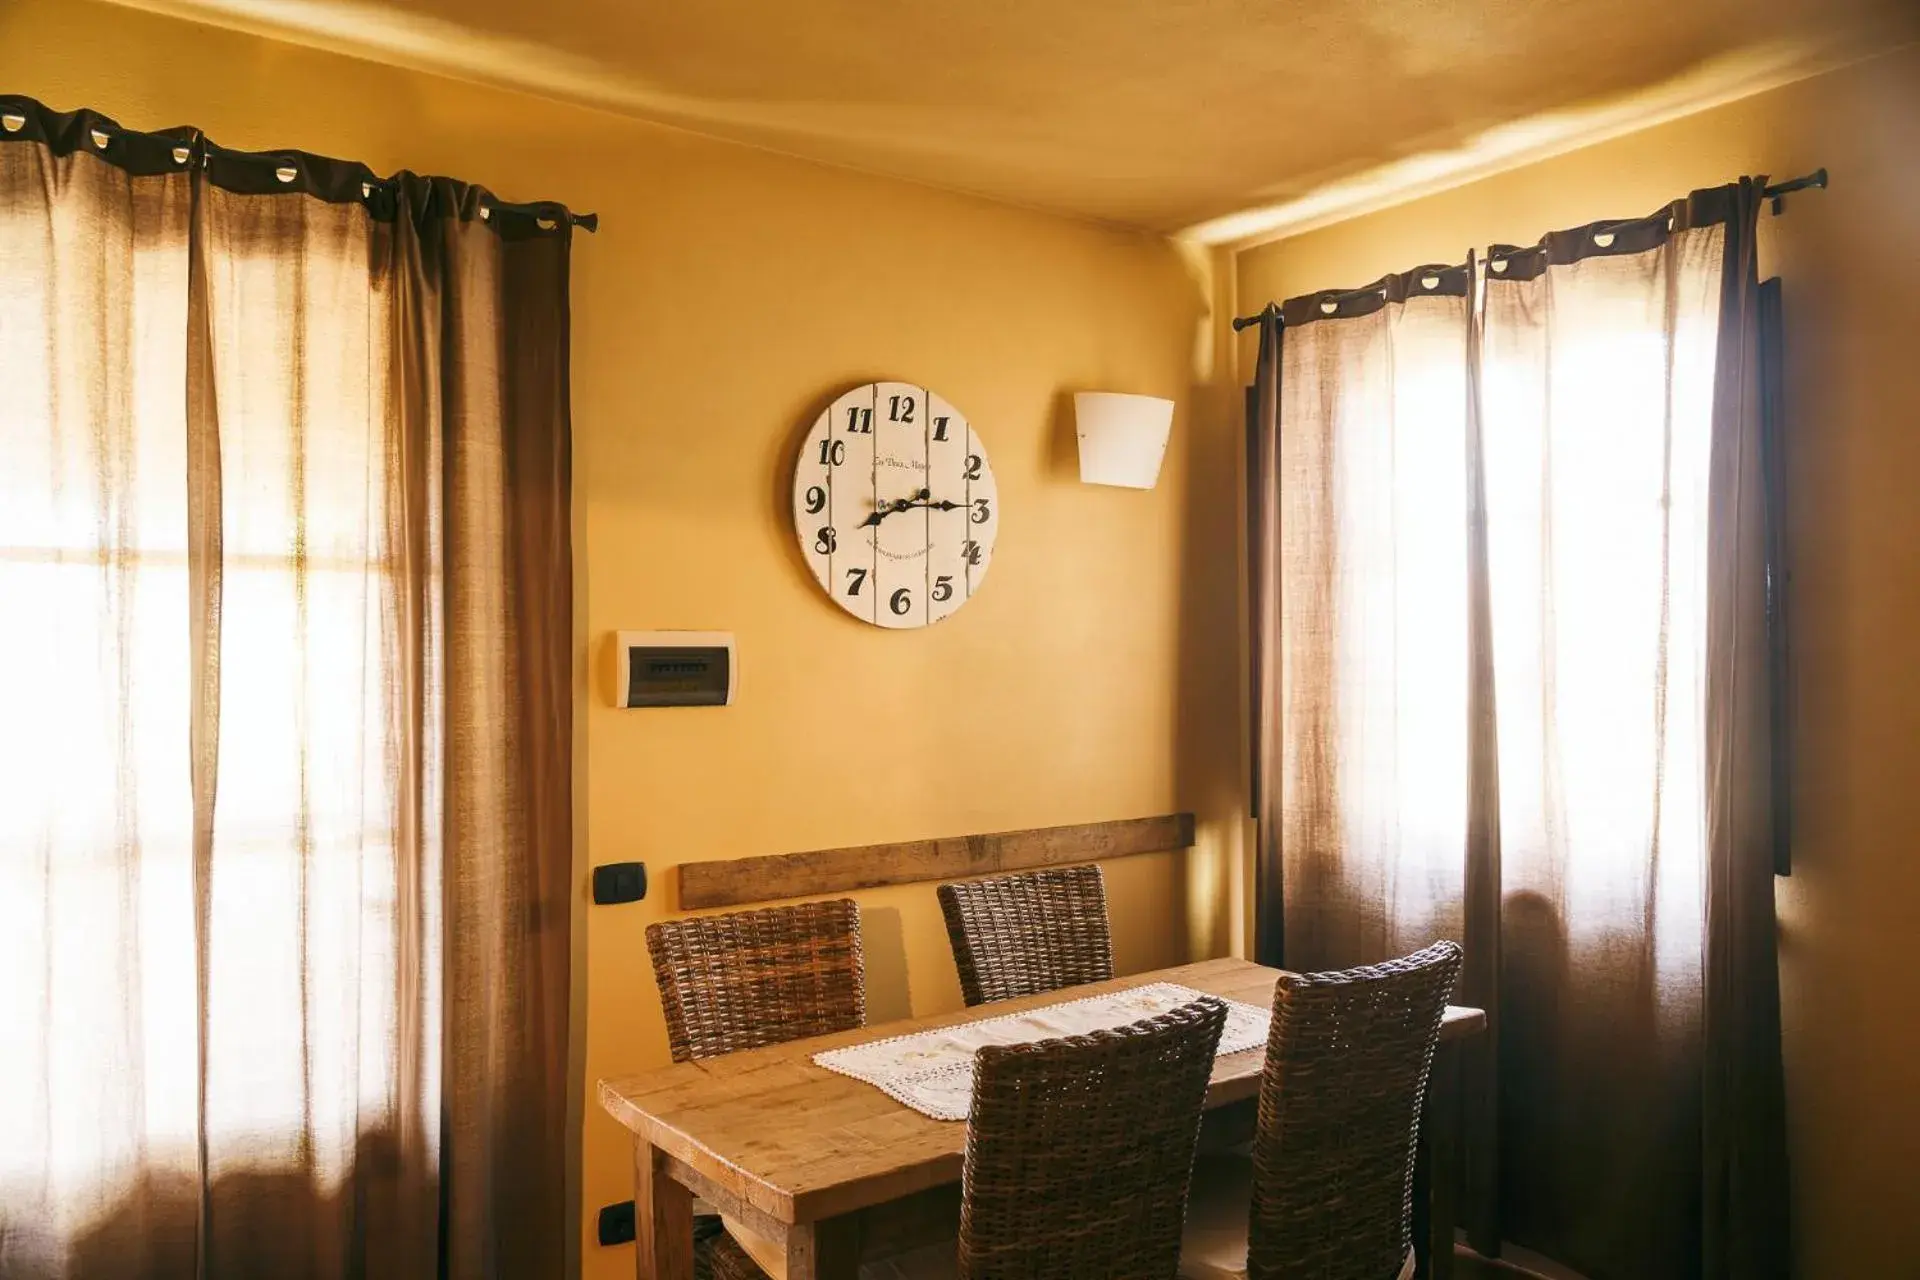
597,1200,636,1246
592,861,647,905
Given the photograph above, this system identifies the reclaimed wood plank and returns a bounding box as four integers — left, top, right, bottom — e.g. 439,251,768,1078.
677,813,1196,910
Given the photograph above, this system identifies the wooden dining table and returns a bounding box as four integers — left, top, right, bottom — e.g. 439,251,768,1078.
600,956,1486,1280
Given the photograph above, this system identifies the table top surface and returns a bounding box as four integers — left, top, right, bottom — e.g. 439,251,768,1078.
599,956,1486,1225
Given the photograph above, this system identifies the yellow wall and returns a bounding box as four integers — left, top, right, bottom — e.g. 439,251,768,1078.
0,2,1246,1276
1234,45,1920,1279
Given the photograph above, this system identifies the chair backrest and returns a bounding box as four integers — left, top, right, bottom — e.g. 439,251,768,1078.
1246,941,1464,1280
645,898,865,1063
959,995,1228,1279
937,864,1114,1007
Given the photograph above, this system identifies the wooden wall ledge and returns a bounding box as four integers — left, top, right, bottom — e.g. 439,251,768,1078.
676,813,1196,910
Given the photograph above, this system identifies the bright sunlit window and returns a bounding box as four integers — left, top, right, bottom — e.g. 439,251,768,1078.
0,193,425,1231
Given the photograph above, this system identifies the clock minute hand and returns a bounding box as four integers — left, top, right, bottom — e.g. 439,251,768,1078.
890,498,967,521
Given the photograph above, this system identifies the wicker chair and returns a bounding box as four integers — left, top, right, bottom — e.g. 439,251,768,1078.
646,899,867,1280
647,897,865,1063
833,994,1229,1280
937,865,1114,1007
1177,942,1465,1280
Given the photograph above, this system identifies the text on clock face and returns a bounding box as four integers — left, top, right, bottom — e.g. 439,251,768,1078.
792,381,998,630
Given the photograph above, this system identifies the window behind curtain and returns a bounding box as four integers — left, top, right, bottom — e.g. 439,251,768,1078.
0,152,431,1262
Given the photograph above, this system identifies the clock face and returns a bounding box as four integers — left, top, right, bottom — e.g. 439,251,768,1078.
794,381,999,629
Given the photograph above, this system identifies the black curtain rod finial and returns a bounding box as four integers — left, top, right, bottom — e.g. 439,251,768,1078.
1768,167,1826,215
1230,301,1280,332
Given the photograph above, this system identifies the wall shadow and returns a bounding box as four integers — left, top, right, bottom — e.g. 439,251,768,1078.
858,904,915,1023
1045,389,1080,480
1170,366,1250,961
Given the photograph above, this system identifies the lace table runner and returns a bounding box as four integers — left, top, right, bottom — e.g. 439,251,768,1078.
812,982,1270,1121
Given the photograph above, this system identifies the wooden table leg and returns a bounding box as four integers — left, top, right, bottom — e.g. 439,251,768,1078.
635,1136,694,1280
784,1213,862,1280
1413,1039,1462,1280
1461,1031,1501,1258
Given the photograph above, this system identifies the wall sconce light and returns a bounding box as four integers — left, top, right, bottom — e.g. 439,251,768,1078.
1074,392,1174,489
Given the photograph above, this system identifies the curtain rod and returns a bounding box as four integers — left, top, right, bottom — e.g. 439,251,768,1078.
0,95,599,234
1230,169,1827,331
475,196,598,232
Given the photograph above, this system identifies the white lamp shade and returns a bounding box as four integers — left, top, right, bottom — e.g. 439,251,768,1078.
1074,392,1175,489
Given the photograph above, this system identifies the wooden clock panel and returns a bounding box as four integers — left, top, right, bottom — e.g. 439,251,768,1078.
795,381,997,629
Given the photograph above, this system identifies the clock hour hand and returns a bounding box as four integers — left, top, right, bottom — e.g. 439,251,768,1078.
862,489,937,526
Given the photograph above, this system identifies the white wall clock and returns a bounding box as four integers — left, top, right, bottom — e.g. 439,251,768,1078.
793,381,999,628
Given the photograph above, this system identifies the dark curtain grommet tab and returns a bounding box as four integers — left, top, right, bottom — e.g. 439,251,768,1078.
0,92,598,234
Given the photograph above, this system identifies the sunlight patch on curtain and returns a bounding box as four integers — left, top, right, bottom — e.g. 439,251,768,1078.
0,153,432,1259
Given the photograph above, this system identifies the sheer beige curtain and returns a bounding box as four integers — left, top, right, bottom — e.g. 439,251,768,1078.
1479,198,1728,1278
1268,268,1475,969
0,118,205,1279
1252,260,1505,1257
1249,184,1788,1279
0,100,571,1279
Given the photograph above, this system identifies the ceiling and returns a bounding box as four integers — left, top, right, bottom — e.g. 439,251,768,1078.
112,0,1913,237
